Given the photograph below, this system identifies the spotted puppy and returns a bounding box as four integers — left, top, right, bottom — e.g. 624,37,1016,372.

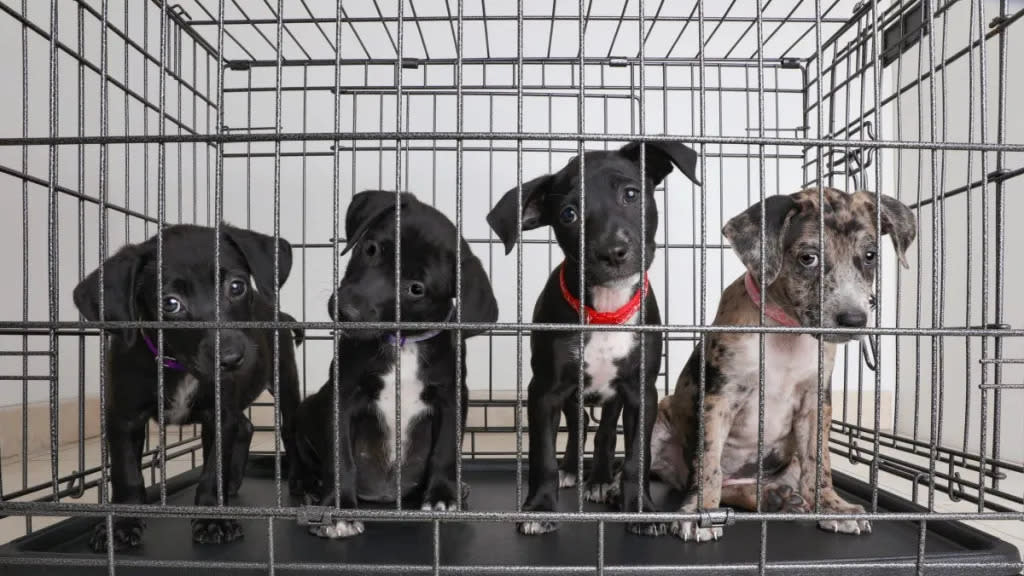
651,187,916,542
487,141,700,536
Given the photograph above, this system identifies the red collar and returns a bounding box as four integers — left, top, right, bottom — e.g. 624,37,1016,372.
559,263,649,325
744,272,800,327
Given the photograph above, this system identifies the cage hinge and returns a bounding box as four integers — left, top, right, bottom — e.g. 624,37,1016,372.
780,58,801,69
297,506,335,527
698,508,734,529
988,169,1012,184
228,60,251,71
608,57,630,68
401,58,421,70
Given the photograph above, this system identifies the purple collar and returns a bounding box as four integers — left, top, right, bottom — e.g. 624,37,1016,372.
142,333,186,371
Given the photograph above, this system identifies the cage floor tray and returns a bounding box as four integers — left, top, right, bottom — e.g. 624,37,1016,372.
1,456,1018,576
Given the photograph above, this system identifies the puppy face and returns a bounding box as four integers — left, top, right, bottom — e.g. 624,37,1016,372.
487,141,701,285
330,191,498,339
723,188,916,341
73,225,292,379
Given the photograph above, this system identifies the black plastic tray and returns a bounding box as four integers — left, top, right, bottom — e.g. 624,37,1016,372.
1,455,1019,575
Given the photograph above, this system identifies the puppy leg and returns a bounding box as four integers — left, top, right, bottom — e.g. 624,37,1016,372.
89,413,147,553
720,462,808,513
192,411,244,544
276,339,304,496
519,381,562,535
620,387,664,536
422,394,460,511
671,393,732,543
585,397,620,503
310,407,363,539
558,397,588,490
794,399,870,535
228,413,254,497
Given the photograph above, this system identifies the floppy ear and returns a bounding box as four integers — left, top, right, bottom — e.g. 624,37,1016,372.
856,191,917,268
453,239,499,338
224,226,293,298
486,173,553,255
342,190,415,255
722,194,798,286
618,140,702,187
73,243,146,345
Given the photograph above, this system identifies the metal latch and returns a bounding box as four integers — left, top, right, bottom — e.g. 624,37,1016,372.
297,506,335,527
698,508,734,529
608,57,630,68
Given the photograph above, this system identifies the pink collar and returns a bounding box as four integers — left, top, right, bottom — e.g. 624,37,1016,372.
744,273,800,327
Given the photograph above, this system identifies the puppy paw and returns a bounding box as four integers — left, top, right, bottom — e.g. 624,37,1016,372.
818,503,871,535
518,520,558,535
89,518,145,552
627,521,668,537
423,482,460,512
764,484,810,513
302,492,321,506
670,520,723,543
557,470,578,489
227,478,244,498
310,520,365,539
191,518,244,544
583,482,617,503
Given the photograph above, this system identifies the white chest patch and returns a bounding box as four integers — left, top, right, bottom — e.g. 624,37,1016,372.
726,333,822,462
581,274,641,401
376,344,431,464
166,374,199,424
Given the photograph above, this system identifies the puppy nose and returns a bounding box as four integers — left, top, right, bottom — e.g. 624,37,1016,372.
599,244,630,266
835,310,868,328
219,347,245,370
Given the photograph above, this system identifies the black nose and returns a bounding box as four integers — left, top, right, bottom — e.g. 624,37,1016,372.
835,310,868,328
599,244,630,266
219,346,245,370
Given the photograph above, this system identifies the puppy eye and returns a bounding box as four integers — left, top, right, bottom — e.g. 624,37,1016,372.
798,253,819,268
559,206,578,225
162,296,183,315
363,241,379,258
622,187,640,204
228,279,247,297
864,250,877,265
408,282,425,297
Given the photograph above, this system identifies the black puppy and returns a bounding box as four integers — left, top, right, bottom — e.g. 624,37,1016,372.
294,191,498,538
487,141,700,536
73,224,303,551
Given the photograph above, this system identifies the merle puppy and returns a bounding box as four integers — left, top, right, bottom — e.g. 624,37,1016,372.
73,224,302,551
294,191,499,539
487,141,700,536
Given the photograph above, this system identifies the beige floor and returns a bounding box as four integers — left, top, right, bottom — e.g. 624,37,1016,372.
2,426,1022,565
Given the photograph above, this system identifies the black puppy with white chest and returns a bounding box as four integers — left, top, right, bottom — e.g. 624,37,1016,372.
294,191,498,539
73,224,303,551
487,141,700,536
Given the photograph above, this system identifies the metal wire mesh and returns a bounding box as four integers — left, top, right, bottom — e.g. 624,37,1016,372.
0,0,1021,574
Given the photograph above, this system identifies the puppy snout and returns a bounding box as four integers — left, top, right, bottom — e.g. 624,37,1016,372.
219,334,248,371
835,309,868,328
598,243,630,267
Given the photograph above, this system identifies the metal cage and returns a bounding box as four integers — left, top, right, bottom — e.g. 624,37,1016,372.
0,0,1021,574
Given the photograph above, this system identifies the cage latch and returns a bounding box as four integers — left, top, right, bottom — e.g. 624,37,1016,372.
608,57,630,68
297,506,335,527
698,508,734,529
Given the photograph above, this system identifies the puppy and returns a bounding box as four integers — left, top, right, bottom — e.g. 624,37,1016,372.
651,188,916,541
73,224,303,551
295,191,499,539
487,141,701,536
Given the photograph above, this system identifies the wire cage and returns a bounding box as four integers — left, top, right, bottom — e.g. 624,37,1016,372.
0,0,1021,574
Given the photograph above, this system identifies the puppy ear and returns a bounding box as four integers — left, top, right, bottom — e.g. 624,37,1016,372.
722,195,798,287
342,190,416,255
618,140,702,187
454,239,499,338
223,226,293,298
73,244,145,345
855,191,917,268
486,174,552,255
